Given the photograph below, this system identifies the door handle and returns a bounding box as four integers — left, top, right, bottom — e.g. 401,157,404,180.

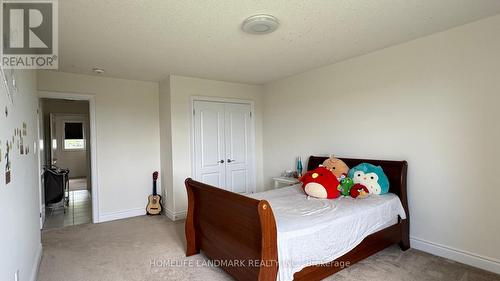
227,159,235,163
218,160,225,164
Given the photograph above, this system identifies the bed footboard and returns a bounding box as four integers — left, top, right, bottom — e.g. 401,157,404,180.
185,178,278,281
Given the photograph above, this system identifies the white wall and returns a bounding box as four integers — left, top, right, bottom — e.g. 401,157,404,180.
159,77,174,215
160,75,264,218
262,15,500,273
0,70,41,281
37,71,160,222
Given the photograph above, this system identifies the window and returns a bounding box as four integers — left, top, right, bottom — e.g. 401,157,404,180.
64,122,85,150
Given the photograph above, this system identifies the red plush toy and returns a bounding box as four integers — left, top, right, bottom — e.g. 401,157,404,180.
350,183,369,199
300,167,340,199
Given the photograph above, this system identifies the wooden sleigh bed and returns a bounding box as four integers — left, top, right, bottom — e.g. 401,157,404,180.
185,156,409,281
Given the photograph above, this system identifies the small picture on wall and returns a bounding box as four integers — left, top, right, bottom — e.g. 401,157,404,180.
5,171,11,185
4,140,12,185
19,134,23,154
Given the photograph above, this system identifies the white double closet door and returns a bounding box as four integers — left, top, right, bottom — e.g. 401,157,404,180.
193,100,255,194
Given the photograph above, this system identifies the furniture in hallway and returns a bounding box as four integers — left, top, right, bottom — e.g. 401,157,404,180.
44,166,70,213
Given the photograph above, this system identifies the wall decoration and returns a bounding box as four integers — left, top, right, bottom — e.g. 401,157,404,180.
0,66,14,104
5,171,10,185
20,132,24,155
4,140,12,184
9,123,30,157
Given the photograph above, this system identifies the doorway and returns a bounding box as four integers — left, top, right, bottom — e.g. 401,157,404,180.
38,94,97,229
192,98,256,194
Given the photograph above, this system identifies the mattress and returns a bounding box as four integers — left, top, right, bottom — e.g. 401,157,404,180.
249,184,407,281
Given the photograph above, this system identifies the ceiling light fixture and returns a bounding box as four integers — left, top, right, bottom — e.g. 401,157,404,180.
92,68,105,74
242,14,279,34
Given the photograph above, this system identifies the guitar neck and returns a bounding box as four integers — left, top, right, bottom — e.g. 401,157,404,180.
153,180,158,196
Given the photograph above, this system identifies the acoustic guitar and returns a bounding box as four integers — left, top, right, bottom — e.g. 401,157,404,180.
146,171,162,215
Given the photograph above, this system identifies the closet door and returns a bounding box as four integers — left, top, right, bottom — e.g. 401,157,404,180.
224,103,252,194
193,101,226,188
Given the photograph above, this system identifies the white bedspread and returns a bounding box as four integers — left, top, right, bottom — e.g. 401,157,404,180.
249,184,406,281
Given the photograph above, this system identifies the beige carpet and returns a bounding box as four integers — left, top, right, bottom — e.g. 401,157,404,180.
38,216,500,281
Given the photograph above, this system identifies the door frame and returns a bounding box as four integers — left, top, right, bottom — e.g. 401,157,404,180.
38,91,100,223
37,99,45,229
190,96,257,194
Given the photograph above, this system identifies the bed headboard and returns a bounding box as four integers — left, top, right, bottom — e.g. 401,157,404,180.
307,156,409,220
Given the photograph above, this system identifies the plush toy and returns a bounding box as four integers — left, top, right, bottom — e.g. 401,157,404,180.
350,184,370,199
348,163,390,195
337,174,354,196
322,157,349,178
300,166,340,199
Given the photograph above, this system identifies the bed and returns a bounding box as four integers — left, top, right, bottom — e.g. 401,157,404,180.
185,156,410,281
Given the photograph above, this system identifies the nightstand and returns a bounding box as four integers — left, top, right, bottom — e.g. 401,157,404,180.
272,177,300,189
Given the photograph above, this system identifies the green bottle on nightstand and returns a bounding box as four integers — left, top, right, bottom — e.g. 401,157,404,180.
297,157,303,177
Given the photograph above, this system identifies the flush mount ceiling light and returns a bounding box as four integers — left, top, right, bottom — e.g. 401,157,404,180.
92,68,105,74
242,14,279,34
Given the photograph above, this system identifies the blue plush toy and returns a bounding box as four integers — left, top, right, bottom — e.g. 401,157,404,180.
348,163,389,195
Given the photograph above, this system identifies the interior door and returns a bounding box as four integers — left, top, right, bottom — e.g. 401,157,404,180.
224,103,252,194
193,101,226,188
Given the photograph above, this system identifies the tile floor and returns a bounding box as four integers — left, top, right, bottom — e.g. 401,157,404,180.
43,189,92,229
68,177,88,191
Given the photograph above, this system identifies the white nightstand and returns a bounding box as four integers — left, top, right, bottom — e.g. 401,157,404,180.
272,177,300,189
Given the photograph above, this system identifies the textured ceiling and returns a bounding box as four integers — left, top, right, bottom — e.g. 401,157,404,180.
57,0,500,84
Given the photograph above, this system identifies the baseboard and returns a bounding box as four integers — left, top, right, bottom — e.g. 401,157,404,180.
410,237,500,274
165,208,187,221
30,243,42,281
99,207,146,223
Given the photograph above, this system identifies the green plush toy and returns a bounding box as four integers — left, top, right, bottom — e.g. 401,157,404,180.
337,174,354,196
